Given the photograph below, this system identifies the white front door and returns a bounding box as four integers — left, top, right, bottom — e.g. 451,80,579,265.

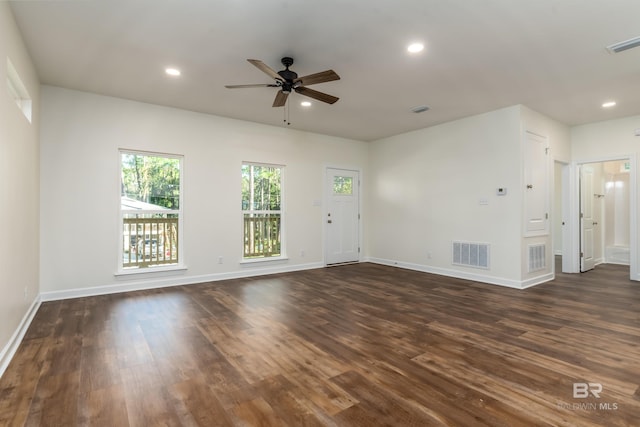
326,168,359,265
580,165,596,272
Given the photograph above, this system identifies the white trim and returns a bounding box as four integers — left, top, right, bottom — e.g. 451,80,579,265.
41,261,323,302
114,264,187,277
520,272,555,289
0,296,42,379
365,257,553,289
239,256,290,265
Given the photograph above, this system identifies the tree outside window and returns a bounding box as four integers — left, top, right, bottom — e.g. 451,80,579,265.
242,163,283,259
120,151,182,269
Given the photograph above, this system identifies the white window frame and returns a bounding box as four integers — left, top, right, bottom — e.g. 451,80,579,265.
6,57,32,123
241,162,286,262
118,149,184,274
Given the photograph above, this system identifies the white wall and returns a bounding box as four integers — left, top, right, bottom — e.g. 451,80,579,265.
0,3,40,371
40,86,368,296
368,106,524,286
367,105,570,287
603,161,630,248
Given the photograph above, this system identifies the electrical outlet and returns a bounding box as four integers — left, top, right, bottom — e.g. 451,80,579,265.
427,252,432,259
300,250,305,257
218,256,223,264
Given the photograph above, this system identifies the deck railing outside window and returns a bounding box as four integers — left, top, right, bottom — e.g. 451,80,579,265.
123,216,179,268
243,214,281,258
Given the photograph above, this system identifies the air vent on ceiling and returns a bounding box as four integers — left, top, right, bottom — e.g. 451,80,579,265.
411,105,430,113
606,36,640,54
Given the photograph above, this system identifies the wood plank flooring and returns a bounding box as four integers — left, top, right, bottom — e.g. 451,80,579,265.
1,262,639,426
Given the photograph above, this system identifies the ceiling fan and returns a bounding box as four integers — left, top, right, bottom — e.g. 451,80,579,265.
225,57,340,107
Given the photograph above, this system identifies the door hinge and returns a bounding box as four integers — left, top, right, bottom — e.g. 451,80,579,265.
358,213,360,220
545,213,548,219
580,252,584,258
358,247,360,253
545,147,550,155
580,212,584,218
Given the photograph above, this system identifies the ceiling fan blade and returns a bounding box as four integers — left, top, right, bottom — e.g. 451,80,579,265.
225,84,278,89
272,90,289,107
294,70,340,86
295,87,339,104
247,59,282,81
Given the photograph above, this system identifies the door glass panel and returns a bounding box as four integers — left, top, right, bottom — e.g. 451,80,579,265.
333,176,353,195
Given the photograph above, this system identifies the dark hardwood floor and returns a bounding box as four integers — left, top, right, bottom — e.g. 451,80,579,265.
1,262,639,426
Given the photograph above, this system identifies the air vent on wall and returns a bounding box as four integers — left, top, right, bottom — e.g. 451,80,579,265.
528,244,546,272
607,36,640,54
452,241,490,269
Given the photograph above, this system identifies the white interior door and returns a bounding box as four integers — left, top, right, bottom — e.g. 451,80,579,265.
326,168,359,265
524,131,549,235
580,165,595,272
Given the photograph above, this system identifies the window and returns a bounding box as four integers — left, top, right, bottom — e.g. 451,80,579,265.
120,151,182,269
242,163,283,259
6,58,32,123
333,175,353,195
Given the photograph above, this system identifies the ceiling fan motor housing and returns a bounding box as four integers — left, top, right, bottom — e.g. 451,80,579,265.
277,58,298,93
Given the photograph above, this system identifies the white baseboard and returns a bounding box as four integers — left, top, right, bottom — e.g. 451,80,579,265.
41,261,324,302
365,257,552,289
521,272,555,289
0,296,42,379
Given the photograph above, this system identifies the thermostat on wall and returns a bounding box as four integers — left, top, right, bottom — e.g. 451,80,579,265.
497,187,507,196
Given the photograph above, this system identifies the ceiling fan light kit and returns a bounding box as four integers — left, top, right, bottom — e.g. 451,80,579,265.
225,57,340,108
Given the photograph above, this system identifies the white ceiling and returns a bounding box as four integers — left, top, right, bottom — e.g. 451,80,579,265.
9,0,640,141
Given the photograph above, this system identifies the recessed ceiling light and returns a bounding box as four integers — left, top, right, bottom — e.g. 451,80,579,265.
165,68,181,76
301,101,312,107
602,101,616,108
407,43,424,53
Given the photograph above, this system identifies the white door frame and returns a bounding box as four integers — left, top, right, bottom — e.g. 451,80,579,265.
579,164,597,272
569,155,637,280
553,160,573,273
324,166,362,265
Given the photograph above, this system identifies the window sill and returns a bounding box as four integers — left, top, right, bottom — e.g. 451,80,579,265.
114,264,187,278
239,256,289,266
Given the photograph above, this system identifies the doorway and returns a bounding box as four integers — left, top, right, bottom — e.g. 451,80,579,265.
577,159,632,274
325,168,360,265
